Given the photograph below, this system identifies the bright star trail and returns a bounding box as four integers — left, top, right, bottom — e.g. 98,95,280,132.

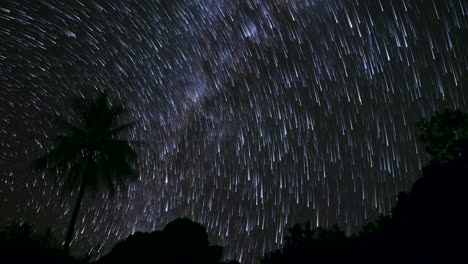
1,0,467,263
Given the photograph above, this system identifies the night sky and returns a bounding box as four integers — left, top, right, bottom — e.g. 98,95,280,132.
1,0,468,263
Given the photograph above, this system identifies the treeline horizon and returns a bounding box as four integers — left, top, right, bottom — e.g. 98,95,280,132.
1,97,467,263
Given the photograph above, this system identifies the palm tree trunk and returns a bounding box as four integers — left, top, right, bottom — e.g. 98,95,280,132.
63,173,88,255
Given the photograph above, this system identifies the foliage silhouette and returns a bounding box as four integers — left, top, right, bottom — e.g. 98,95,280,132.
34,92,139,254
263,109,468,264
262,223,357,264
0,223,84,263
96,218,238,264
417,109,468,163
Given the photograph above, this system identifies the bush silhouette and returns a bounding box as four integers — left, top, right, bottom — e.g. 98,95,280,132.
263,160,468,264
0,223,83,263
262,223,358,264
96,218,235,264
417,109,468,163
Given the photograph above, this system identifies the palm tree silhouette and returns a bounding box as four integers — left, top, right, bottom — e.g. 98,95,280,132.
35,92,139,254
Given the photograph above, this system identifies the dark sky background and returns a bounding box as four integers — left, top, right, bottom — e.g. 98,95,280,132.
1,0,467,263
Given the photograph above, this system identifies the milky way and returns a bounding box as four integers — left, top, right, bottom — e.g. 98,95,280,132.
1,0,468,263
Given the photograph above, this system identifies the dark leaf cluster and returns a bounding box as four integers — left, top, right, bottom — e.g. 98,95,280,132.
0,223,86,263
95,218,240,264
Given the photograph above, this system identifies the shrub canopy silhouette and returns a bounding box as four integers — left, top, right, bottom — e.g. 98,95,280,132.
262,223,357,264
0,223,84,263
417,109,468,163
96,218,238,264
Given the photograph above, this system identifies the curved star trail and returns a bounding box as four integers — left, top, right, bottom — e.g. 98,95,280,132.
1,0,468,263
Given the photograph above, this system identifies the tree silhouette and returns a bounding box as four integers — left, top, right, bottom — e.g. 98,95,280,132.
35,92,139,254
96,218,237,264
263,109,468,264
262,223,357,264
417,109,468,163
0,223,83,263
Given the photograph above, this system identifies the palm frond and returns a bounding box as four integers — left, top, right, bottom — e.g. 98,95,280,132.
103,139,147,149
35,92,139,194
35,138,85,171
54,118,87,137
104,122,134,138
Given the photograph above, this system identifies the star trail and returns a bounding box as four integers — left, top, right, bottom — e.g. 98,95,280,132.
1,0,468,263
